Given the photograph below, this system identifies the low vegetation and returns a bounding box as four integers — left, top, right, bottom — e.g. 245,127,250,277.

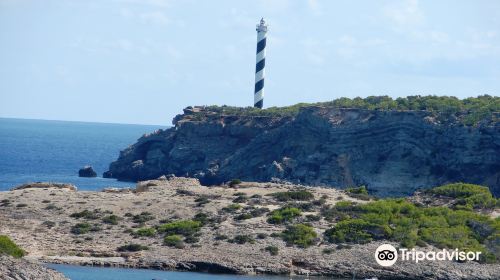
282,224,317,248
270,190,314,202
117,243,149,252
197,95,499,125
427,183,499,210
267,207,302,224
323,192,500,263
133,227,156,237
0,235,25,258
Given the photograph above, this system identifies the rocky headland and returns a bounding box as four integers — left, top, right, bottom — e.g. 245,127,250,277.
105,102,500,197
0,178,499,279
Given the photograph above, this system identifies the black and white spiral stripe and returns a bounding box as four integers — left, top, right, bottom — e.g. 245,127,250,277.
254,19,267,109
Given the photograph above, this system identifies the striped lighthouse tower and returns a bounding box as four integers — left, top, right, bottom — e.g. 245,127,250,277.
254,18,268,109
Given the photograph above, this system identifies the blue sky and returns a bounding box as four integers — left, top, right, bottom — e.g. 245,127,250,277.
1,0,499,125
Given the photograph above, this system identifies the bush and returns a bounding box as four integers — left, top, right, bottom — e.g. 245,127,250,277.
157,220,201,236
282,224,317,248
428,183,497,210
16,203,27,208
132,212,155,223
201,95,499,125
71,223,91,234
267,207,302,224
102,215,120,225
117,243,149,252
321,194,500,262
134,227,156,237
229,179,242,187
195,196,210,206
231,235,255,244
0,235,25,258
70,210,99,220
270,191,314,202
164,235,184,248
264,245,279,256
324,219,379,244
346,186,371,200
222,204,242,213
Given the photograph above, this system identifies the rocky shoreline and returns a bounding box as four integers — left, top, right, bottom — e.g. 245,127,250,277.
1,178,499,279
0,255,67,280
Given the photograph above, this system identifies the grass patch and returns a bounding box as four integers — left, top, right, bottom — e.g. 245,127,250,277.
0,235,25,258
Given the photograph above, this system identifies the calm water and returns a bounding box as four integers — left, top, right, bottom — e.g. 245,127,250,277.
0,118,166,191
45,264,300,280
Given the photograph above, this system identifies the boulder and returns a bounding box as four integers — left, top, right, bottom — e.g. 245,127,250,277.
79,165,97,177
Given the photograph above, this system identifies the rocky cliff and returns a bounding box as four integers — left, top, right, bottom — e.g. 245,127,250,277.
106,105,500,196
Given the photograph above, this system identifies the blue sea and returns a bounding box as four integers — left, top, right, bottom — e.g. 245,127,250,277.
0,118,165,191
46,264,296,280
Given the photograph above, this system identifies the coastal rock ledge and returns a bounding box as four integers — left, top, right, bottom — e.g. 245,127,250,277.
0,255,67,280
106,106,500,197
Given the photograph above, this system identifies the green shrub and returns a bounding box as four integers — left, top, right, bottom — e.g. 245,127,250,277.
157,220,201,236
42,221,56,228
270,191,314,202
256,233,268,239
321,193,500,262
0,235,25,258
132,212,155,223
428,183,497,209
235,213,253,220
282,224,317,248
322,248,334,254
231,234,255,244
70,210,99,220
229,179,242,187
193,212,210,225
324,219,379,244
264,245,279,256
164,235,184,248
195,196,210,206
117,243,149,252
267,207,302,224
198,95,499,125
134,227,156,237
102,215,120,225
222,203,242,213
71,223,91,234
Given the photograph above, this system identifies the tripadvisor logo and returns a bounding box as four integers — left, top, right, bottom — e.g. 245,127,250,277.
374,244,482,267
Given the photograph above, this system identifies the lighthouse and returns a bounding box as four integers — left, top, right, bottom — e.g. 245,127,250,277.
254,18,268,109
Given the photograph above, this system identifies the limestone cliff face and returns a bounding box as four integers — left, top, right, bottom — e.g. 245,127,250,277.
106,106,500,197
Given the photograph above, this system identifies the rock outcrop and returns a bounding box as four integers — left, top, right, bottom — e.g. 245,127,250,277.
106,106,500,197
0,255,67,280
79,165,97,177
11,182,77,191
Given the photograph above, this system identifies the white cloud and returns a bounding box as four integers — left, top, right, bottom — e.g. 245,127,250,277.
139,11,169,25
383,0,423,27
307,0,322,16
